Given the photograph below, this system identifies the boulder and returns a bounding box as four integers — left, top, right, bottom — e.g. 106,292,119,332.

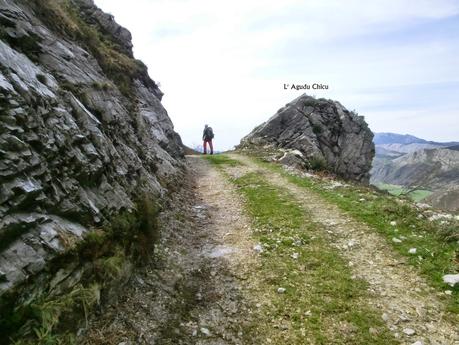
238,94,375,182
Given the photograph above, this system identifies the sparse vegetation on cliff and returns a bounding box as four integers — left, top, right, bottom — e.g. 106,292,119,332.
29,0,155,98
1,196,160,344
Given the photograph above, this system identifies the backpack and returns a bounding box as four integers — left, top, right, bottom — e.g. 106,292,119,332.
206,127,214,139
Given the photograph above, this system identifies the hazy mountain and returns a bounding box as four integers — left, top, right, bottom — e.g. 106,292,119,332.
374,133,459,147
374,133,459,156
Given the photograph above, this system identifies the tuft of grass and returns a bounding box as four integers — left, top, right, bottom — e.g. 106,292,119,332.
312,123,322,135
308,155,327,171
91,81,112,91
96,248,126,280
204,154,243,167
11,284,100,345
36,74,48,85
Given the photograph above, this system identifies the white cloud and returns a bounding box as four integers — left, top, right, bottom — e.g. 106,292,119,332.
94,0,459,148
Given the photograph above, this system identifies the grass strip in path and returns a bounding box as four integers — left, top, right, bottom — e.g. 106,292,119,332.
206,155,398,345
256,159,459,314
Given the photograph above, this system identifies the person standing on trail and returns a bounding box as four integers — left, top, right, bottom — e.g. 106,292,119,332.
202,124,214,155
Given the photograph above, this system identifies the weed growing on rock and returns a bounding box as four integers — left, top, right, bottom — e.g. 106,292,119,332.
36,74,47,85
3,195,160,344
30,0,147,99
10,284,100,345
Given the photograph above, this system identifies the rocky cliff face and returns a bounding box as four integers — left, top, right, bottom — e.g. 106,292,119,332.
0,0,184,338
238,94,374,183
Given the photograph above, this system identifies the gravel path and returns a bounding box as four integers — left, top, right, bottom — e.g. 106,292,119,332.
81,156,258,344
81,154,458,344
226,153,459,345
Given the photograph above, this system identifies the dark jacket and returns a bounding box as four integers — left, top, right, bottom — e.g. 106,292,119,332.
203,127,214,140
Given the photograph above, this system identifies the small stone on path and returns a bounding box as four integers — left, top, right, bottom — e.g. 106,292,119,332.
253,244,263,253
442,274,459,286
277,287,286,294
403,328,416,336
200,327,211,336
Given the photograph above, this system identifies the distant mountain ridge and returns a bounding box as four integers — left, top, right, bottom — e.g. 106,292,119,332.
374,133,459,147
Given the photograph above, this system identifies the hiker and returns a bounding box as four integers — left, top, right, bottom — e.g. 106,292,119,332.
202,124,214,155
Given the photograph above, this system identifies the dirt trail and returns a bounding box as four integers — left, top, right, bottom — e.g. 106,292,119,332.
81,154,458,345
227,153,459,345
82,156,258,344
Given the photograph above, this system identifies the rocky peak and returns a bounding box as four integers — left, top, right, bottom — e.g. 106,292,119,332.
238,94,375,183
75,0,134,56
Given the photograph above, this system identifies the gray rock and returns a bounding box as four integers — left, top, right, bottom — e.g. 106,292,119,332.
403,328,416,336
443,274,459,287
200,327,211,336
237,94,375,182
0,0,184,302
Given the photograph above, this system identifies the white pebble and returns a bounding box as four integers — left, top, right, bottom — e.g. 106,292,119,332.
392,237,402,243
277,287,286,294
200,327,211,336
408,248,417,254
403,328,416,336
253,244,263,253
443,274,459,287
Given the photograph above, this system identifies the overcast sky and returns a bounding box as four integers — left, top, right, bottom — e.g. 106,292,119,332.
94,0,459,150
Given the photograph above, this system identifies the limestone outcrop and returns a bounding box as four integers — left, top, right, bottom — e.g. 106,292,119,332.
238,94,375,182
0,0,184,338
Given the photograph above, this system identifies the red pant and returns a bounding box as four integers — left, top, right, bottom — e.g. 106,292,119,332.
203,139,213,154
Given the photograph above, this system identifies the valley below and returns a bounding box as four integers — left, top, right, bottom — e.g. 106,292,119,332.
370,133,459,212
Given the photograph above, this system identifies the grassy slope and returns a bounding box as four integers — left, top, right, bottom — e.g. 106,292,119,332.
374,182,432,202
206,155,398,344
252,158,459,314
